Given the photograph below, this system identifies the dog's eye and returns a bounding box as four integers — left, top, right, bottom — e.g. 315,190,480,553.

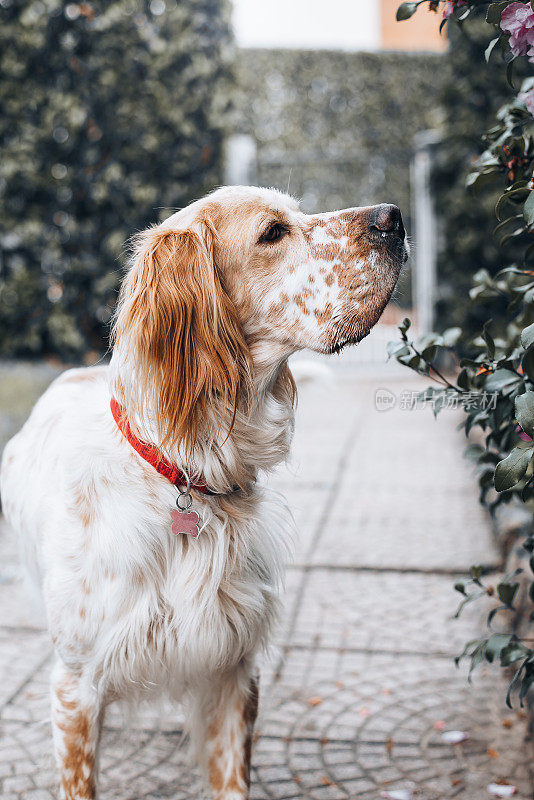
259,222,289,244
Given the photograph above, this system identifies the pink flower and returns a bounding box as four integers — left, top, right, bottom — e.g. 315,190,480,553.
515,423,533,442
500,2,534,62
518,87,534,116
443,0,466,19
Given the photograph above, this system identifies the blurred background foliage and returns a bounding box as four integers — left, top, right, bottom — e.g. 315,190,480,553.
235,49,447,218
0,0,233,361
2,0,527,364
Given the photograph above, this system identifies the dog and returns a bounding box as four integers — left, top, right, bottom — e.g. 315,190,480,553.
0,185,407,800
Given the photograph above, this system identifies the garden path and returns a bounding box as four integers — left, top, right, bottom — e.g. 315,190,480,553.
0,369,532,799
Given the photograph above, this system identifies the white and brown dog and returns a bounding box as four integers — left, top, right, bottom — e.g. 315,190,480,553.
0,186,407,800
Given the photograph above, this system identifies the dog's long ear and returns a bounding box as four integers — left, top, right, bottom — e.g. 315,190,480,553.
112,220,251,455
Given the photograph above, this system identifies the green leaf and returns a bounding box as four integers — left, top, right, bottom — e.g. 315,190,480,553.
399,317,411,336
521,322,534,350
464,444,485,460
494,214,523,239
524,190,534,228
386,341,410,359
485,36,500,62
482,321,495,359
522,346,534,381
398,354,429,374
486,2,508,24
518,662,534,706
494,443,534,492
396,2,418,21
468,641,487,677
500,227,527,247
525,241,534,265
483,369,518,392
485,633,513,663
454,588,486,618
421,344,438,361
466,169,500,193
470,565,483,581
497,581,520,606
457,367,470,391
516,392,534,437
455,637,485,666
496,187,530,220
501,639,528,666
506,660,527,707
507,58,516,90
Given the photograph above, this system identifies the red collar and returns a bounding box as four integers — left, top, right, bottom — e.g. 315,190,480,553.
110,397,213,494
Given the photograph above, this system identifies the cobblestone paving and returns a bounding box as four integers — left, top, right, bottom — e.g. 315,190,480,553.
0,371,531,799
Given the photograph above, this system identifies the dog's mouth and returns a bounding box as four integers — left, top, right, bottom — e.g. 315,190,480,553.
328,328,371,354
326,243,407,355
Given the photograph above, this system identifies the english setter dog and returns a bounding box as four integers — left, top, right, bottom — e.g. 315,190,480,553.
0,186,407,800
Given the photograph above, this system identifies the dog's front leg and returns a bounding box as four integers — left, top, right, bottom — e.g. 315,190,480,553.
51,659,104,800
191,669,259,800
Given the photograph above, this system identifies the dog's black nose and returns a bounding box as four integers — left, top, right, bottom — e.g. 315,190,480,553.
370,204,405,239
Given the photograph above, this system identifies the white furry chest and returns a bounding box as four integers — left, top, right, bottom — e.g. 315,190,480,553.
1,370,291,698
46,487,284,696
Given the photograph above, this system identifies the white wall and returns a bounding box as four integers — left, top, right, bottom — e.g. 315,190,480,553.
232,0,380,51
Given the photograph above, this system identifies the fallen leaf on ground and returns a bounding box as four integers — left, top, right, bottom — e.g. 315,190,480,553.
487,784,517,797
487,748,500,758
386,737,394,755
307,696,323,706
501,718,514,729
441,730,469,744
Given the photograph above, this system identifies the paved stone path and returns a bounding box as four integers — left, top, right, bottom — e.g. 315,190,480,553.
0,370,532,799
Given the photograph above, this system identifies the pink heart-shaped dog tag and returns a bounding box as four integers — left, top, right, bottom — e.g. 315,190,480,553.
171,509,200,538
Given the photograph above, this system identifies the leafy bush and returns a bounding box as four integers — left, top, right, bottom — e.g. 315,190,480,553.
0,0,233,360
430,16,527,341
393,0,534,705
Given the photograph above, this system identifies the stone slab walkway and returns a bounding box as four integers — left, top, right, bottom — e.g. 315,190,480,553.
0,370,532,799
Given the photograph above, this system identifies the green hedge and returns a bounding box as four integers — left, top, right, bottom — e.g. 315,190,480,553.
0,0,233,360
235,49,450,222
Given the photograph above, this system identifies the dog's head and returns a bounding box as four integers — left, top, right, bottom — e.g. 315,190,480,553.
113,186,407,452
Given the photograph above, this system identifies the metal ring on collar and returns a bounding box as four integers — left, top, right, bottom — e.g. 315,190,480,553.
176,473,193,511
176,492,193,511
